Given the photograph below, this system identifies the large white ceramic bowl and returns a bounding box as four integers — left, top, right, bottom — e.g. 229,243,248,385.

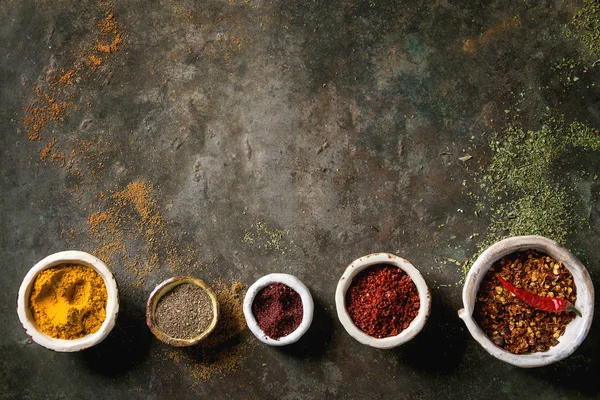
243,273,314,346
17,251,119,352
458,235,594,368
335,253,431,349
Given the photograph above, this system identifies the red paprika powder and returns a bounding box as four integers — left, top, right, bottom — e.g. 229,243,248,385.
252,283,303,339
346,264,420,338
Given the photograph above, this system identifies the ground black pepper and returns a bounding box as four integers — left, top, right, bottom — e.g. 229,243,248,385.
155,283,214,339
252,283,303,339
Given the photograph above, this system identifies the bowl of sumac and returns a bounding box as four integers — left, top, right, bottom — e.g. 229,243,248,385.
335,253,431,349
459,235,594,368
243,273,314,346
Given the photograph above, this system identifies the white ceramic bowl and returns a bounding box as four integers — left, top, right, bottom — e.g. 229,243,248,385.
335,253,431,349
458,235,594,368
243,273,314,346
17,251,119,352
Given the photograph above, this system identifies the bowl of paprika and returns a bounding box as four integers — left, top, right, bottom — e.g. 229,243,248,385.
335,253,431,349
458,235,594,368
16,251,119,352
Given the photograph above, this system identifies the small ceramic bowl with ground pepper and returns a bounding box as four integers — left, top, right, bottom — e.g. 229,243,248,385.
16,250,119,352
458,235,594,368
335,252,431,349
243,273,314,346
146,276,219,347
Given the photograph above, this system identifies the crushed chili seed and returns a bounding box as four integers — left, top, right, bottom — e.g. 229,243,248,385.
474,250,577,354
346,264,420,338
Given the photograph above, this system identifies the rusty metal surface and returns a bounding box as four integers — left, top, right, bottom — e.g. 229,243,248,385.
1,0,599,398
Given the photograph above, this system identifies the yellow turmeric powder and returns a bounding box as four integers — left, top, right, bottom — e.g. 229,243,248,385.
29,264,108,339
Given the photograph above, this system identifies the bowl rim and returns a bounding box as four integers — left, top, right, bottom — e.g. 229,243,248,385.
243,273,314,346
145,276,219,347
458,235,595,368
335,252,431,349
16,250,119,352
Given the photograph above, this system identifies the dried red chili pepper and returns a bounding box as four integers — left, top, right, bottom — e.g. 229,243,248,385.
498,275,581,317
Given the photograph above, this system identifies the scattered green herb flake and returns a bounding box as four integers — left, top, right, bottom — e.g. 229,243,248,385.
464,112,600,278
242,220,293,253
447,258,462,266
459,155,473,162
461,260,470,277
565,0,600,59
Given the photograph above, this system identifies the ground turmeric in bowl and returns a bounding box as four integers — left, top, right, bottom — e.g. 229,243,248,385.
29,264,108,340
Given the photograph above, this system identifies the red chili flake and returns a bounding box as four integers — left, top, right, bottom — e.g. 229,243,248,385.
252,283,303,340
474,250,577,354
346,264,420,338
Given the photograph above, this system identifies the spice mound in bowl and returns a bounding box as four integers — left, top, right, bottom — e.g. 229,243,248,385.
243,273,314,346
17,250,119,352
251,283,303,340
29,264,108,340
459,235,594,368
346,265,420,338
335,253,431,349
155,283,214,340
474,250,577,354
146,276,219,346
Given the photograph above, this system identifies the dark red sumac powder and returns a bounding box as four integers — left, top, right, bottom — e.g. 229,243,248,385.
252,283,303,339
346,264,420,338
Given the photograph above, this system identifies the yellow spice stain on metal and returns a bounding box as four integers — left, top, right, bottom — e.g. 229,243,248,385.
463,17,521,54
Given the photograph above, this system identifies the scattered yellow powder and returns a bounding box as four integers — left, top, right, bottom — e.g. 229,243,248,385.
23,2,125,150
95,10,124,53
165,281,252,382
87,210,127,264
463,17,521,54
58,68,76,86
61,138,110,190
113,181,159,224
86,55,104,68
40,137,57,163
51,152,66,167
83,180,197,287
23,86,70,141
